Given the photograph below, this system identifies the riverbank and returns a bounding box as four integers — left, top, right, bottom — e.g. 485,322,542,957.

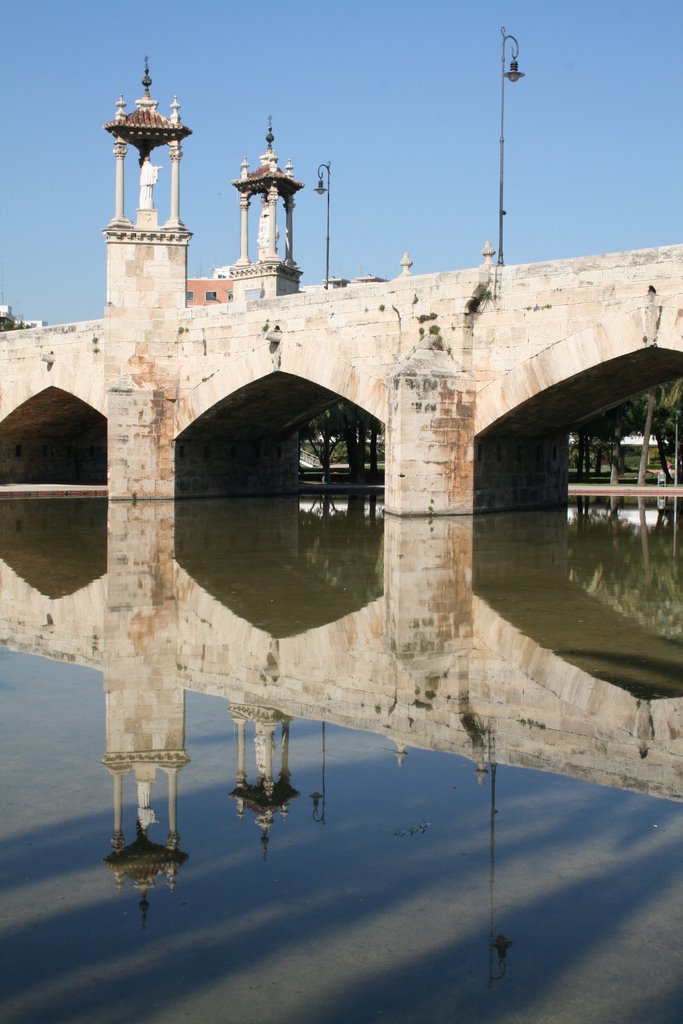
568,482,683,497
0,484,108,499
0,481,679,501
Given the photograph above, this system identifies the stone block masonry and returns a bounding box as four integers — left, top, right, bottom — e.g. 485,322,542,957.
1,239,682,511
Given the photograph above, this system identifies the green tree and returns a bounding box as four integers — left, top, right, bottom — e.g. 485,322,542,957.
300,405,345,483
300,401,384,483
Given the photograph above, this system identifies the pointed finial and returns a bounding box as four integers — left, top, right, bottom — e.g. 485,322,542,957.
170,96,181,124
395,743,408,766
142,57,152,97
266,115,274,148
480,240,496,268
115,95,126,121
400,252,413,276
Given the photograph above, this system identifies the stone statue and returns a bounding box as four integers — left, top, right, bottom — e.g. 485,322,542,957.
257,203,271,252
139,157,161,210
257,201,279,255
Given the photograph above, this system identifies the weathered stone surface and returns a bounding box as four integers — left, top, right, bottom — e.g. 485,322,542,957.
1,241,682,510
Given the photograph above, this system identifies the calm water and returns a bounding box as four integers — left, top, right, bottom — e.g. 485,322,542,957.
1,495,682,1024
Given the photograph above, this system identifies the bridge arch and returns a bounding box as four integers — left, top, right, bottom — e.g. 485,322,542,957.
173,341,387,497
0,377,108,485
474,305,683,437
175,340,387,437
0,365,107,424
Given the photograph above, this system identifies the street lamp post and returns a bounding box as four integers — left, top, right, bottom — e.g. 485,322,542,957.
498,27,525,267
675,409,681,487
315,162,331,289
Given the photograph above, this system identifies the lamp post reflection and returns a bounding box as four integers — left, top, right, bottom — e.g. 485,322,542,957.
310,720,327,823
485,728,513,983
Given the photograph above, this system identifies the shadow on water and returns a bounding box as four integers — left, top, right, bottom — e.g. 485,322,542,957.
0,499,107,598
2,771,682,1024
174,496,383,636
473,509,683,699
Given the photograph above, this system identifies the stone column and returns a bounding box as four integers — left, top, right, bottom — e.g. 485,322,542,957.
284,197,295,266
281,719,291,777
109,767,127,847
166,766,179,839
112,140,128,224
255,720,276,792
235,717,247,785
236,195,251,266
267,185,278,259
167,141,182,226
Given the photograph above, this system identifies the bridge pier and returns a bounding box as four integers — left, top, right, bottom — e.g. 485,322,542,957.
385,341,477,516
104,222,191,500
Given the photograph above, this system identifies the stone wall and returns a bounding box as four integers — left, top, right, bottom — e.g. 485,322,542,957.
472,434,569,512
174,432,299,497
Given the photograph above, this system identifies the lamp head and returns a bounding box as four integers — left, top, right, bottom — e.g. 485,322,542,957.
314,178,326,195
505,59,525,83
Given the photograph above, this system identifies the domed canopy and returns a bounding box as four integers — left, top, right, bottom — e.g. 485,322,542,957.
232,120,303,200
104,59,192,165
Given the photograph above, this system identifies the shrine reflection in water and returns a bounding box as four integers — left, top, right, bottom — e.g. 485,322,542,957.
1,494,682,1024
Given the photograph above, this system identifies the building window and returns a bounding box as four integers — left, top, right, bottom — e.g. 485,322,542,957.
15,445,22,458
228,291,234,301
205,291,218,301
186,291,194,302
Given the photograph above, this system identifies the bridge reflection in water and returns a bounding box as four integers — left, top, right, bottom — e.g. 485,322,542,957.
0,495,682,1022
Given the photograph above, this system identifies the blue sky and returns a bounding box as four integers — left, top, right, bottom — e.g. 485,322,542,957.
2,0,681,325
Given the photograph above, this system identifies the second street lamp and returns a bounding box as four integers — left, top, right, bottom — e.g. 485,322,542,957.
498,26,525,267
315,162,331,289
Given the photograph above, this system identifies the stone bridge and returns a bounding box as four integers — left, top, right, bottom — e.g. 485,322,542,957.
1,82,682,513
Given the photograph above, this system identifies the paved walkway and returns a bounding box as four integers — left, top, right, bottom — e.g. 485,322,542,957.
0,484,108,499
568,483,683,497
0,482,679,501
